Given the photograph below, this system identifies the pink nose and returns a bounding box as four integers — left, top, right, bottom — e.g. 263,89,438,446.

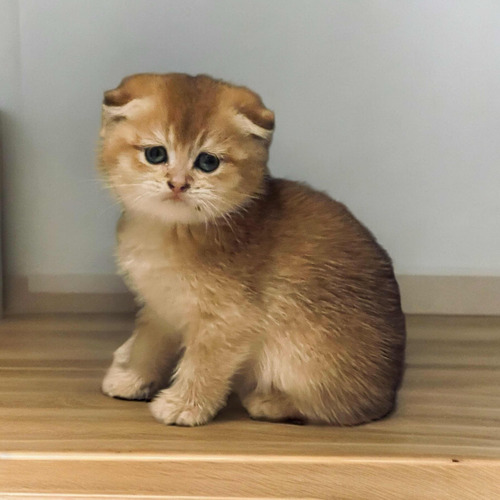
167,181,190,194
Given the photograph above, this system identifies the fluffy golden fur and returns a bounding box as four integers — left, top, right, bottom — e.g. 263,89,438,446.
99,73,405,426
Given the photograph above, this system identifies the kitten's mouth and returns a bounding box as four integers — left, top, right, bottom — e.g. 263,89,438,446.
161,193,186,203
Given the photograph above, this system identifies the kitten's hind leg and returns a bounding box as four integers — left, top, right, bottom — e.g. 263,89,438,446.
102,306,181,401
241,389,306,425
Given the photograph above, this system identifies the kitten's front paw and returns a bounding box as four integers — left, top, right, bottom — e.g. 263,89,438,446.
149,389,216,426
102,365,157,401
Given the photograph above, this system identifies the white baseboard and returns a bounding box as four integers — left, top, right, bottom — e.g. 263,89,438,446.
5,275,135,314
4,274,500,315
397,275,500,315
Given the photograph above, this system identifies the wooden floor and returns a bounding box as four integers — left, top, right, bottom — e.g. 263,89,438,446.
0,314,499,499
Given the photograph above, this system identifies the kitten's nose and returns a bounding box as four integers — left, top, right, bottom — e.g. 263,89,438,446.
167,180,190,194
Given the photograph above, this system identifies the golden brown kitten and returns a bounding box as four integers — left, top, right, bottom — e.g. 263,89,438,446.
99,73,405,426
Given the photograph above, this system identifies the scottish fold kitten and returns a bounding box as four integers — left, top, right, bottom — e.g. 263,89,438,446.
99,73,405,426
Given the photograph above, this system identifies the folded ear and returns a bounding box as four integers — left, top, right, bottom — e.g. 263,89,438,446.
103,85,132,107
234,103,275,142
100,85,130,136
225,83,275,142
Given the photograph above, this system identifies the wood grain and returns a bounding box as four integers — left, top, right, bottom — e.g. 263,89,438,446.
0,314,499,499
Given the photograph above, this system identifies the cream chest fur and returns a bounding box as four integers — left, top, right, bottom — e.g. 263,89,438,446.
116,215,199,330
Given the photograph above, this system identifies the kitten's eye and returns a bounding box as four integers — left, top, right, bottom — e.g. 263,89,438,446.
144,146,168,165
194,152,220,173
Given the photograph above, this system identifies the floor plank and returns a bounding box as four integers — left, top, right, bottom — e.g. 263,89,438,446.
0,314,499,498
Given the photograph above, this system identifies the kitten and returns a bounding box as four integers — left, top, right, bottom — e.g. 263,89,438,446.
99,73,406,426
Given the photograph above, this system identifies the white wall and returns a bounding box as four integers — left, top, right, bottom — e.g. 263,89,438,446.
4,0,500,289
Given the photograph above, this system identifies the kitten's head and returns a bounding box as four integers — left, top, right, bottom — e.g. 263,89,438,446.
99,73,274,224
